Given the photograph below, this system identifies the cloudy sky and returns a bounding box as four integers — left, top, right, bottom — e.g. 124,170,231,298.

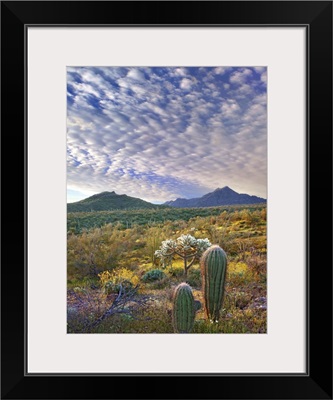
67,66,267,204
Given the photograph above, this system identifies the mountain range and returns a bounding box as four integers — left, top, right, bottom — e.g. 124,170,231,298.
67,191,166,213
67,187,266,212
164,186,266,208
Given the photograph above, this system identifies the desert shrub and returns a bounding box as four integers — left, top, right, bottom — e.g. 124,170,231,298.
67,306,89,333
104,280,134,295
227,262,253,286
100,298,173,333
142,269,166,282
186,268,201,288
165,264,184,277
246,252,266,277
99,268,140,294
144,226,166,265
233,291,252,309
260,208,266,221
68,282,151,333
148,276,170,290
67,223,143,279
164,286,177,303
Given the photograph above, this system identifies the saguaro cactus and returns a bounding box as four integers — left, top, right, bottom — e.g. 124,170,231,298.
200,245,227,321
172,282,195,333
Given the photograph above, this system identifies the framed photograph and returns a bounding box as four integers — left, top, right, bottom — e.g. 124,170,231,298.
1,1,332,399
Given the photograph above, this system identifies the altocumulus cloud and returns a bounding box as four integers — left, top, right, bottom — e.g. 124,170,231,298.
67,67,267,203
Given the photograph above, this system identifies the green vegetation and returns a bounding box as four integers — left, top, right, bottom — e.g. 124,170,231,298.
67,203,265,233
142,269,166,282
67,204,267,333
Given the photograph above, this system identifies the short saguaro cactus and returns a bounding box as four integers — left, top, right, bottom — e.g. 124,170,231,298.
200,245,227,322
172,282,195,333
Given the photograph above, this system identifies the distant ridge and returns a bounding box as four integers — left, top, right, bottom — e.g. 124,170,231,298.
67,191,166,212
164,186,266,208
67,187,266,212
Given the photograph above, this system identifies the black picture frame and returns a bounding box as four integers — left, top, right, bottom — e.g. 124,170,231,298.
1,1,332,399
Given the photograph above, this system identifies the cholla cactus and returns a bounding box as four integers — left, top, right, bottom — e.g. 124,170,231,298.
196,238,212,253
200,245,227,322
154,239,177,268
155,234,211,276
177,234,197,249
172,282,195,333
161,239,178,252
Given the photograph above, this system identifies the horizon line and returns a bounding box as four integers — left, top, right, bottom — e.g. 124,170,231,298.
67,186,267,204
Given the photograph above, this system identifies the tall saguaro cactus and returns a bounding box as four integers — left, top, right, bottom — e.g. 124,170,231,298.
200,245,227,321
172,283,195,333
